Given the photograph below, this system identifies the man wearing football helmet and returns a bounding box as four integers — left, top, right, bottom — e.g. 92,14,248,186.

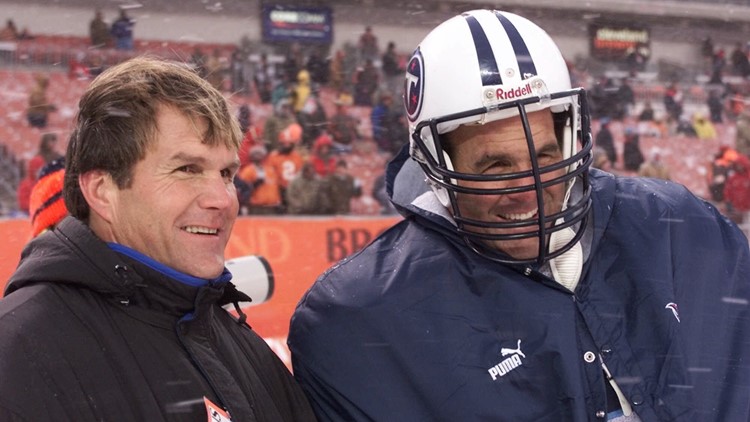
289,10,750,421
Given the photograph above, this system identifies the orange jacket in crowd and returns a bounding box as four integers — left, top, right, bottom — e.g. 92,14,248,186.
238,163,282,207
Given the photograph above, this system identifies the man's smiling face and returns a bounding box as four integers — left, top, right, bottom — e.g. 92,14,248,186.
445,110,566,260
103,105,240,279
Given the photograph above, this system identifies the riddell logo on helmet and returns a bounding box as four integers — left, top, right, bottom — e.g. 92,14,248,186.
496,83,532,100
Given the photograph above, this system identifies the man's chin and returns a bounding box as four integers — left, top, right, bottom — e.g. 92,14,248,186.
484,238,540,261
178,258,226,280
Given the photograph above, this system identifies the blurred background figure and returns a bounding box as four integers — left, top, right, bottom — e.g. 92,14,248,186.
26,74,56,129
286,161,329,215
724,154,750,227
28,158,66,237
594,118,617,169
638,150,671,180
310,134,337,177
707,145,740,206
324,159,362,215
268,123,305,212
622,127,645,172
110,9,134,50
358,25,379,62
89,9,110,48
238,145,282,215
736,108,750,157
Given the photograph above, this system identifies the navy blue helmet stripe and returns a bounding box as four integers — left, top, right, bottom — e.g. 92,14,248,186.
494,11,537,78
463,14,502,86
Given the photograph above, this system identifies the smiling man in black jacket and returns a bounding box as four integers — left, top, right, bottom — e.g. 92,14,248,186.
0,57,315,422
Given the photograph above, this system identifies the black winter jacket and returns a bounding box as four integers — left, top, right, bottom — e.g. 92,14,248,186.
0,216,316,422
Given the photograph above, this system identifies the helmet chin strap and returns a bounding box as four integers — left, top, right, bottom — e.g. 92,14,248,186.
430,150,455,208
547,168,583,291
548,223,583,291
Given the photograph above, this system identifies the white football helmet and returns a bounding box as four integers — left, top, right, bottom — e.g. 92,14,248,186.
404,9,593,265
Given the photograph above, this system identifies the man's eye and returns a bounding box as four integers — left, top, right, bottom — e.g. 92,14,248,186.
221,168,235,180
177,165,199,174
483,161,512,174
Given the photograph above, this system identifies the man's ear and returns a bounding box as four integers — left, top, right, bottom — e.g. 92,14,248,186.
78,170,117,223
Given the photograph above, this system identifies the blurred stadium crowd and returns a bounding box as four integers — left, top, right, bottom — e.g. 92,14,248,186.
2,3,750,234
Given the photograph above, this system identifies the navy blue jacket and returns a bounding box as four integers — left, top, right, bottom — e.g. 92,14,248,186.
289,150,750,421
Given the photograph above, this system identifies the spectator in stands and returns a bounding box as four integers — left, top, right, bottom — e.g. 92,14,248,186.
306,48,329,86
297,88,328,149
328,94,360,153
229,48,249,95
663,82,683,122
594,118,617,168
292,69,312,114
707,88,724,123
17,132,63,214
286,161,329,215
728,87,747,119
89,9,110,48
282,43,304,85
724,154,750,225
0,19,19,41
268,123,305,212
237,104,263,167
692,112,717,140
730,42,750,78
28,158,67,237
710,48,727,84
238,145,282,215
110,9,134,50
264,99,297,152
370,91,407,155
16,155,44,215
637,150,671,180
270,72,293,109
69,52,92,80
591,147,613,172
625,43,648,74
204,48,225,91
310,134,337,177
324,159,362,215
358,26,379,63
26,73,56,129
736,108,750,157
638,102,655,121
615,78,634,119
622,127,645,172
589,77,617,119
381,41,402,97
675,115,697,137
708,145,740,207
35,132,63,164
329,49,347,92
701,36,715,71
253,52,276,104
353,59,379,106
